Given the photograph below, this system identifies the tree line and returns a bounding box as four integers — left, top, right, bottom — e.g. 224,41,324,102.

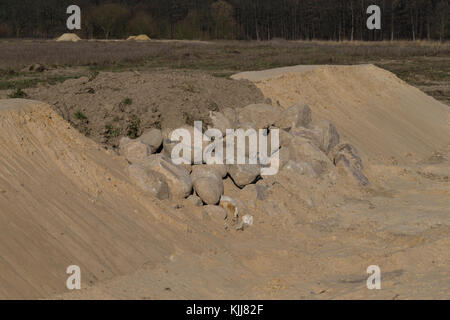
0,0,448,41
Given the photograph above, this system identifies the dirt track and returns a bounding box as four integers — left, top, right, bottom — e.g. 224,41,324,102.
0,65,449,299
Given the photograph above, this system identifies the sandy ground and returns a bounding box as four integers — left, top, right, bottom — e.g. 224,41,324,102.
0,65,449,299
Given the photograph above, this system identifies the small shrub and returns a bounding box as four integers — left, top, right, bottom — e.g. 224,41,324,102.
119,98,133,112
127,115,141,138
105,124,121,138
74,110,88,121
122,98,132,105
8,88,27,98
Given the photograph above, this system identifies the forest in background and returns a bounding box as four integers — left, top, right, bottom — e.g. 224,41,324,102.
0,0,448,41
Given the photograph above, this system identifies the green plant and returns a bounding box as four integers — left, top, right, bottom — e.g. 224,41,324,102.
8,88,27,98
127,115,141,138
105,124,121,138
118,97,132,112
74,110,88,121
122,97,132,105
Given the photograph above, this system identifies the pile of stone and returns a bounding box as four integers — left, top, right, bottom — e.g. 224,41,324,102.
119,101,368,228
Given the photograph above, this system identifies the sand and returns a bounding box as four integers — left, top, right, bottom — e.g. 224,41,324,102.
127,34,151,41
0,65,449,299
233,64,450,166
56,33,81,42
0,100,216,298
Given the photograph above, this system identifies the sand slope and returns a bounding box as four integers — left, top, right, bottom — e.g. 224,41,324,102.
0,99,204,299
1,67,449,299
233,65,450,165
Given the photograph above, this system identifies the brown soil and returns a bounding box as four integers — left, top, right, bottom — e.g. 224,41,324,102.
26,70,265,148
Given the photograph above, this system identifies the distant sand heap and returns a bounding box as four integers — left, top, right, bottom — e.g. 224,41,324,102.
56,33,81,42
127,34,151,41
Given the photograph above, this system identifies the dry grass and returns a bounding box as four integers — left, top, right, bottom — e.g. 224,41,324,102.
0,39,448,71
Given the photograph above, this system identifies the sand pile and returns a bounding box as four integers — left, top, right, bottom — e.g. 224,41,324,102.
0,99,219,299
233,65,450,166
2,65,449,299
56,33,81,42
127,34,151,41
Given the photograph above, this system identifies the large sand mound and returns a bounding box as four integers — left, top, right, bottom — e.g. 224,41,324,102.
56,33,81,42
1,67,449,299
233,65,450,165
0,99,212,299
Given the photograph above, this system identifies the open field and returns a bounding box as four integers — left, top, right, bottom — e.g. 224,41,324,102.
0,40,449,300
1,40,449,104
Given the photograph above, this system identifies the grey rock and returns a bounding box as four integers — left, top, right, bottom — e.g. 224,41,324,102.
127,164,170,200
238,103,282,129
139,128,163,153
119,137,151,164
287,136,333,176
274,102,312,130
227,161,261,188
332,143,369,186
207,111,235,136
163,126,207,164
142,154,192,199
291,120,339,154
187,195,203,207
193,176,224,205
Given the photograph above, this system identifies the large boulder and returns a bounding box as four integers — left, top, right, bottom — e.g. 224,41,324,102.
142,154,192,199
127,164,170,200
237,103,282,129
119,137,151,164
163,125,206,164
186,195,203,207
139,128,163,153
191,165,225,205
222,108,238,127
332,143,369,186
291,120,339,154
287,136,333,176
207,111,235,136
274,102,312,131
261,146,290,175
227,161,261,188
206,128,278,164
193,177,223,205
